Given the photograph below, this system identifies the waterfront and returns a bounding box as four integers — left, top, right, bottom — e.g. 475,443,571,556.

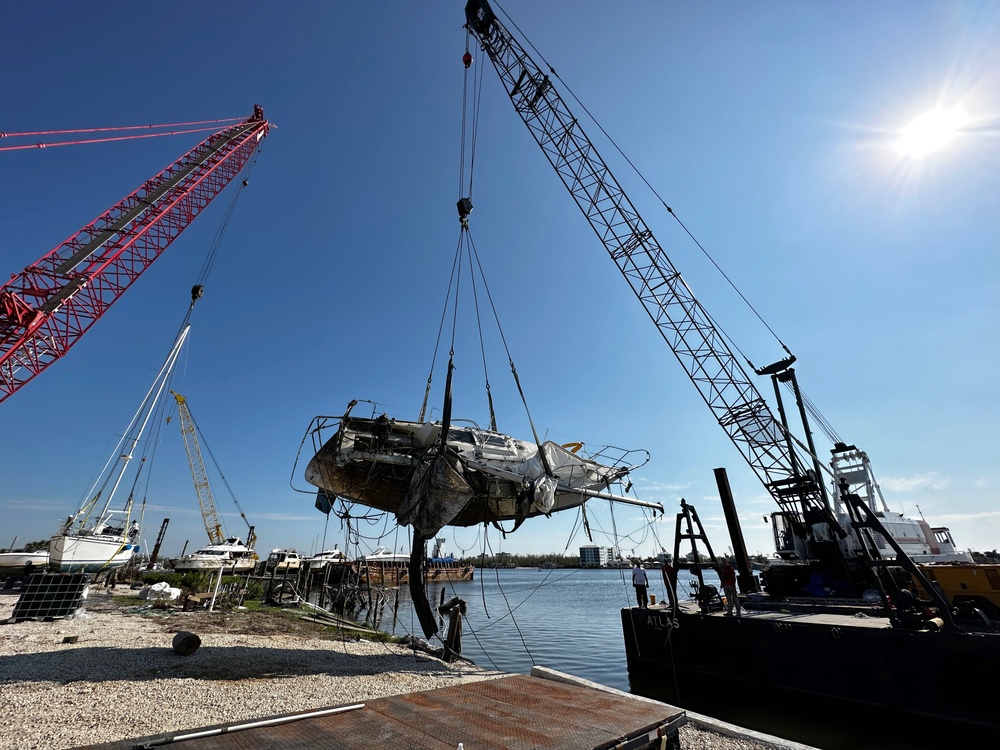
350,567,987,750
369,567,646,687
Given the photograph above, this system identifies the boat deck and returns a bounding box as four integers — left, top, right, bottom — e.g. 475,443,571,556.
81,674,685,750
664,599,893,629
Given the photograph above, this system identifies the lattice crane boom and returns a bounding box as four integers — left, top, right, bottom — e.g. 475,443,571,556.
0,106,269,404
172,391,224,546
464,2,833,526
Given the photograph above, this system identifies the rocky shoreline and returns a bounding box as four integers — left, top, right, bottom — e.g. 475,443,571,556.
0,588,794,750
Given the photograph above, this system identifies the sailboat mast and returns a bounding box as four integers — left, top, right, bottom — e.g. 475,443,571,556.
97,324,191,520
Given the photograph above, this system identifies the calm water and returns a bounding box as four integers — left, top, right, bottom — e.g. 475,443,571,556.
371,567,644,688
326,567,984,750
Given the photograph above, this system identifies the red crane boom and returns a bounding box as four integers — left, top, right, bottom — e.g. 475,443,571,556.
0,105,270,404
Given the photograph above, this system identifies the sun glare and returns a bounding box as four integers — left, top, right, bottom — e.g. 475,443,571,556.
896,105,969,157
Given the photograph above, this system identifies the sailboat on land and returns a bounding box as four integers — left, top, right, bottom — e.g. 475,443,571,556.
48,323,191,573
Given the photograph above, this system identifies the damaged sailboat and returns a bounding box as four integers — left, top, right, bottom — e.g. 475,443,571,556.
301,396,661,638
304,400,659,541
298,33,663,638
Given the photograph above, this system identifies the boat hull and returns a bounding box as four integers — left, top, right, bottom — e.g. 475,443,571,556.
621,601,1000,732
168,537,258,574
362,561,475,587
304,412,637,532
48,534,135,573
170,559,256,574
0,551,50,575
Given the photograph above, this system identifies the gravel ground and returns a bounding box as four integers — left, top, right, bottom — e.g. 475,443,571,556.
0,588,803,750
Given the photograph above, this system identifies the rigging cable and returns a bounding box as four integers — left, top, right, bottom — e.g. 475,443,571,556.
0,124,239,153
462,228,556,484
0,116,243,139
464,230,498,431
489,1,793,370
195,146,262,287
418,232,464,422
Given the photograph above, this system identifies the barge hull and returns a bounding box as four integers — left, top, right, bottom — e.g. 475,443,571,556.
621,604,1000,732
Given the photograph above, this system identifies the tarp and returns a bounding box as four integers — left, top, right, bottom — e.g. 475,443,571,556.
398,451,475,540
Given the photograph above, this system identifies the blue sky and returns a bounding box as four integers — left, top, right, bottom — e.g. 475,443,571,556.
2,1,998,563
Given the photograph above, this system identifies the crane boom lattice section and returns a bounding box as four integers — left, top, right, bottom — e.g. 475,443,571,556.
465,2,824,520
173,392,224,546
0,107,269,404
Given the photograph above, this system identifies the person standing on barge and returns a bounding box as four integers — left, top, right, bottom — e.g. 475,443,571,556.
632,562,649,608
720,558,741,616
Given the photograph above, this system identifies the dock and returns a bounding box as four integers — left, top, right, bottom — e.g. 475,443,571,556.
78,672,685,750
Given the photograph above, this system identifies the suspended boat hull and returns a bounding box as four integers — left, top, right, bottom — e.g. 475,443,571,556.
304,406,648,538
48,534,135,573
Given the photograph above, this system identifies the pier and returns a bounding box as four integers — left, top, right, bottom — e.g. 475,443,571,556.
78,672,685,750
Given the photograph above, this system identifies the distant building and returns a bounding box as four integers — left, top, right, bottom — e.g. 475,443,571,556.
579,544,614,568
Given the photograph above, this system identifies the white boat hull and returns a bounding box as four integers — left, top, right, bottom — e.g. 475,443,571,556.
0,551,50,574
48,534,135,573
168,538,258,574
170,557,256,574
308,557,347,571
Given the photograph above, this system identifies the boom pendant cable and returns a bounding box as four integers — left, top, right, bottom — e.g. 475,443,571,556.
489,0,792,366
0,124,240,153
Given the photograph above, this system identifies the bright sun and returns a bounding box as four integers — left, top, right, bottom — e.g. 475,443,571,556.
896,105,969,157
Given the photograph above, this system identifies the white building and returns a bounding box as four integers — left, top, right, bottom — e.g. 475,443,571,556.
579,544,614,567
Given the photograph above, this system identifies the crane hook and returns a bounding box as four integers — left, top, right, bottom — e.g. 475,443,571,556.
463,51,473,68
